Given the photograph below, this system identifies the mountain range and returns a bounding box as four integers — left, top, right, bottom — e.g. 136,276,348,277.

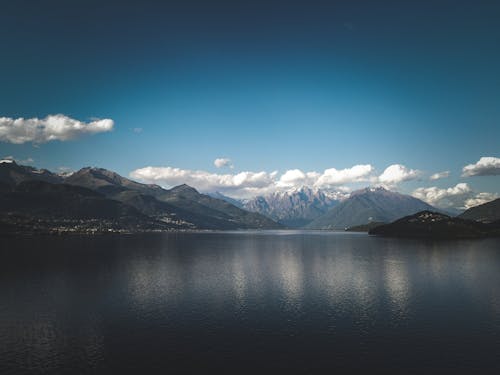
305,187,441,229
0,161,282,233
1,160,498,235
214,186,451,230
0,179,165,234
213,187,340,227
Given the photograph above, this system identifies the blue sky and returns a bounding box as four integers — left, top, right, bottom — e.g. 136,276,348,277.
0,1,499,208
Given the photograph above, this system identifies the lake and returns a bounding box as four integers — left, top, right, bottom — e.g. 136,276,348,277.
1,231,499,373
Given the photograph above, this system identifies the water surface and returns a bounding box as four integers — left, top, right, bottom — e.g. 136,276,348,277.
1,231,499,373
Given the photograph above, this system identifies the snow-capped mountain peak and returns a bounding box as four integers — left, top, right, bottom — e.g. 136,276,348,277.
240,187,341,227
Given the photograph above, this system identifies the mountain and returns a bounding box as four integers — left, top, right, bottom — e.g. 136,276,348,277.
306,187,439,230
64,167,281,230
2,180,140,220
0,180,176,234
0,162,282,231
159,184,282,229
65,167,164,197
63,167,194,226
0,159,62,187
239,186,339,227
208,191,244,208
369,211,500,239
458,198,500,223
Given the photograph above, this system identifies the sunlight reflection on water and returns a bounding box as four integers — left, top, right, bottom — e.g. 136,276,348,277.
1,232,500,373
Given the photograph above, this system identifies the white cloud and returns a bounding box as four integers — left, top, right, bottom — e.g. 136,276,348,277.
20,157,34,164
278,169,306,186
130,166,277,198
314,164,373,188
57,166,73,173
278,169,320,188
462,157,500,177
214,157,233,169
429,171,450,180
133,162,492,202
463,192,499,209
277,165,373,190
413,183,471,208
133,127,143,134
130,163,376,198
2,155,34,164
412,183,498,210
378,164,420,185
0,114,114,144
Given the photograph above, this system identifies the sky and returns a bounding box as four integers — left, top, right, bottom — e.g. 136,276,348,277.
0,0,499,209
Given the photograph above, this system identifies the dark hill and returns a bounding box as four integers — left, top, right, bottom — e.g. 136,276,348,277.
65,167,163,196
158,185,283,229
345,222,386,232
65,167,282,229
458,198,500,223
0,160,62,187
369,211,499,239
0,180,177,233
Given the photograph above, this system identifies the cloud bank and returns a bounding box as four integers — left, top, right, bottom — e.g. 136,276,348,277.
131,161,497,208
412,183,498,210
130,163,421,198
463,192,500,209
0,114,114,144
131,166,277,198
462,157,500,177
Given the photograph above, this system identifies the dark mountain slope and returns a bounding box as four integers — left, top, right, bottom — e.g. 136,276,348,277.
369,211,500,239
208,192,244,208
2,180,138,219
65,167,163,196
159,185,282,229
345,222,386,232
0,160,62,187
458,198,500,223
0,180,178,233
65,169,282,229
307,187,438,230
